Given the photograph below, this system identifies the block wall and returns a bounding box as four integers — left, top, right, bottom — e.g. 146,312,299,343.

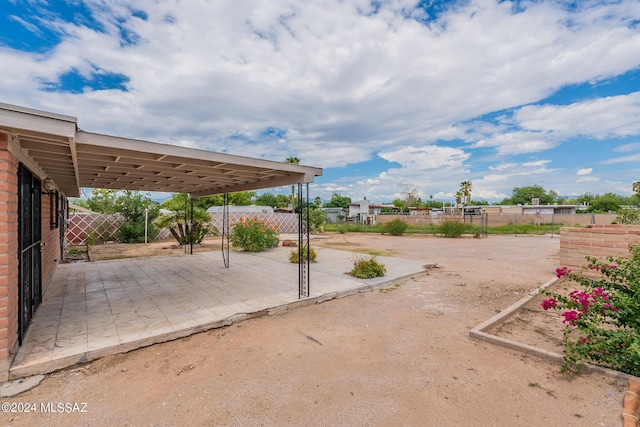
559,224,640,270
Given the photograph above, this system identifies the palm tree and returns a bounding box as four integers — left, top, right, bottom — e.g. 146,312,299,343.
455,191,463,208
155,193,214,245
285,157,300,212
460,180,472,205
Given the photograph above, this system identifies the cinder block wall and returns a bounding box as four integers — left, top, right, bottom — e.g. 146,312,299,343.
559,224,640,270
0,134,19,380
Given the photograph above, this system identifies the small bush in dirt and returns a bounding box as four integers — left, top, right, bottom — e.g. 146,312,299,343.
438,220,468,238
382,219,408,236
350,256,386,279
289,246,317,263
230,218,279,252
541,245,640,377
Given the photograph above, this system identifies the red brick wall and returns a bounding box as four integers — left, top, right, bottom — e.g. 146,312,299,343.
0,134,19,378
41,191,62,294
559,224,640,270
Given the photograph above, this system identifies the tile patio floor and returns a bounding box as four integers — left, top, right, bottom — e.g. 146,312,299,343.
10,246,430,379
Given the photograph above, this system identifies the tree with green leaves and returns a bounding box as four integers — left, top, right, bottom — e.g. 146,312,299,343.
501,185,555,205
115,191,160,243
254,192,290,208
324,193,351,209
156,193,216,245
587,193,623,213
83,189,120,213
195,191,256,208
303,207,327,232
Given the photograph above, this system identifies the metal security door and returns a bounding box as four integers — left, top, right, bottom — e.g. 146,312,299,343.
17,164,42,344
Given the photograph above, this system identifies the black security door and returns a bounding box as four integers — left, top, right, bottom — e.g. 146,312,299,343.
17,164,42,344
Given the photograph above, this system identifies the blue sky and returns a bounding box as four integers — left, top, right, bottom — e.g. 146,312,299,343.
2,0,640,203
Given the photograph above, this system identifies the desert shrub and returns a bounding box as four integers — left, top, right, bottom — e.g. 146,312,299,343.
438,220,468,238
230,218,279,252
289,246,317,263
382,219,408,236
118,222,158,243
541,245,640,376
350,256,386,278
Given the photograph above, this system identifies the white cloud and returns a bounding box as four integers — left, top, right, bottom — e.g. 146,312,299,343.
577,176,600,183
2,0,640,201
577,168,593,175
601,153,640,164
514,92,640,139
473,132,558,155
614,142,640,152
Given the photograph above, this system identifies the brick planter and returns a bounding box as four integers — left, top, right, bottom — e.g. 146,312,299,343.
559,224,640,271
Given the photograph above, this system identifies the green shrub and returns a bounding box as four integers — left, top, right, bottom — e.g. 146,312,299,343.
117,221,158,243
289,246,317,263
438,220,468,238
541,245,640,376
230,218,279,252
350,256,386,278
615,207,640,224
382,219,408,236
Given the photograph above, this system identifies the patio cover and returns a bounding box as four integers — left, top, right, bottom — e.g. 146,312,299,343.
0,103,322,197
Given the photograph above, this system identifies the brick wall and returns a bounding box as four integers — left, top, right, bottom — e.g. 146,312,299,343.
0,134,19,380
41,191,62,294
559,224,640,270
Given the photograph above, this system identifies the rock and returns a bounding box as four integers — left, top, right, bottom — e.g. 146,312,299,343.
0,375,45,397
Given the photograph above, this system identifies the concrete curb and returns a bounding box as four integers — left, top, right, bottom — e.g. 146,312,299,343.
469,276,640,383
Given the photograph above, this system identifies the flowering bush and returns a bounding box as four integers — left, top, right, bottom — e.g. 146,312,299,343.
541,245,640,376
230,218,279,252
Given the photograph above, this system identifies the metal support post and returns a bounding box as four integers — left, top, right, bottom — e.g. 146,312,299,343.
222,193,230,268
297,183,310,298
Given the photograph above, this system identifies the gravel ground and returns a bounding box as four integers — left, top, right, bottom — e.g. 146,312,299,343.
1,233,628,427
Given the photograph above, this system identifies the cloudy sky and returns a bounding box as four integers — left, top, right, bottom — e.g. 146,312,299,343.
2,0,640,203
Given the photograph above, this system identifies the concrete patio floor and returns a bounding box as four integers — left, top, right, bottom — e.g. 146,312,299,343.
10,246,431,379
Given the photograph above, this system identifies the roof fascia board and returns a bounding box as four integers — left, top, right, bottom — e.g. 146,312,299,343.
0,102,77,122
0,106,76,139
76,131,323,177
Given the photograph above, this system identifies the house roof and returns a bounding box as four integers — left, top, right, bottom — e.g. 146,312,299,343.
0,103,322,198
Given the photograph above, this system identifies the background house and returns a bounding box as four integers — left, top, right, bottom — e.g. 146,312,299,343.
322,207,347,223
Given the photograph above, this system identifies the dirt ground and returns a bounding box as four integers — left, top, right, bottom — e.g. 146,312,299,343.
2,233,630,426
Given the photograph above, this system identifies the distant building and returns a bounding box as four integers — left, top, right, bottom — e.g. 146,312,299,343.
322,207,348,223
408,207,433,216
347,198,396,224
461,205,581,215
